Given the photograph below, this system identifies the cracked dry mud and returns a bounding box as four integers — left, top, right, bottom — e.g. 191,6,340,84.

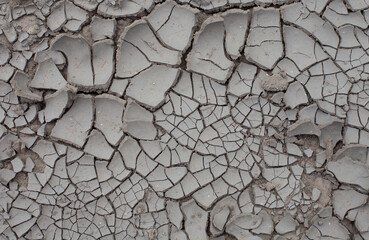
0,0,369,239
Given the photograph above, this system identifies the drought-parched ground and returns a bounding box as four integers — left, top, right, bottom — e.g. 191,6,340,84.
0,0,369,239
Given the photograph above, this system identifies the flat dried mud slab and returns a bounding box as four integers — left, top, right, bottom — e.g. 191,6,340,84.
0,0,368,239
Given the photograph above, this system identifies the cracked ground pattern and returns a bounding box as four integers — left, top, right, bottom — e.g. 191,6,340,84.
0,0,369,239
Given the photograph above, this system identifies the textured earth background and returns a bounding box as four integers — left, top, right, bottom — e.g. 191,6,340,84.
0,0,369,239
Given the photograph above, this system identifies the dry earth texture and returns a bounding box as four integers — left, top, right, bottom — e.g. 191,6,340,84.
0,0,368,239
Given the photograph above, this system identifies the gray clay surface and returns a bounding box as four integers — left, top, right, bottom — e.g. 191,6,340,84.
0,0,368,239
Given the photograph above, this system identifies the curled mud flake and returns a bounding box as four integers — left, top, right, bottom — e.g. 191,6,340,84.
47,1,88,32
123,99,157,140
126,65,180,109
51,35,94,88
91,16,116,41
327,156,369,191
245,7,283,70
50,94,93,148
11,71,43,102
97,0,153,18
29,58,67,90
44,86,75,122
186,18,234,83
147,1,198,52
283,25,328,71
